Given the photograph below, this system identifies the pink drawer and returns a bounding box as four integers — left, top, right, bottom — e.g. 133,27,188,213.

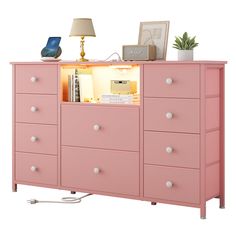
144,65,199,98
61,105,139,151
16,94,57,124
16,152,57,186
144,165,200,204
15,65,58,94
144,132,200,168
144,98,199,133
61,146,139,196
16,123,57,155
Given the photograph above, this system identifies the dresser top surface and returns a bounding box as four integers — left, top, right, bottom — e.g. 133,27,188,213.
11,60,227,65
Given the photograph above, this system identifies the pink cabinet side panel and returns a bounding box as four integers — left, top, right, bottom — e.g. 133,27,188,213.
144,131,200,168
144,98,200,133
206,163,220,199
144,64,200,98
16,94,57,124
206,97,220,130
61,146,139,196
61,105,139,151
16,123,57,155
16,152,57,186
206,68,220,96
206,131,220,165
15,65,58,94
144,165,200,204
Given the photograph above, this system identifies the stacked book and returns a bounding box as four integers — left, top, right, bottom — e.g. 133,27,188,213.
101,94,134,104
68,69,80,102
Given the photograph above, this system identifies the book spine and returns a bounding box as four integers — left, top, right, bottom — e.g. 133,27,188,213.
72,75,75,102
74,78,80,102
68,75,71,102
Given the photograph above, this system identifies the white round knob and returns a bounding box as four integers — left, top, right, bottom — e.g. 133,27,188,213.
166,146,173,154
165,78,173,85
30,106,38,112
30,76,38,83
166,112,173,119
30,166,37,172
166,181,173,188
30,136,38,142
93,167,100,174
93,124,101,131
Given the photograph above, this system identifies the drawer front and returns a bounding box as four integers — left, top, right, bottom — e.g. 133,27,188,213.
144,165,199,204
16,94,57,124
61,146,139,196
144,132,200,168
15,65,58,94
61,105,139,151
144,98,199,133
144,65,199,98
16,152,57,186
16,123,57,155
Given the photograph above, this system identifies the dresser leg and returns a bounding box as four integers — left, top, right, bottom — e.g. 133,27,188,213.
220,195,225,209
71,191,76,194
12,184,17,192
151,202,157,205
200,205,206,219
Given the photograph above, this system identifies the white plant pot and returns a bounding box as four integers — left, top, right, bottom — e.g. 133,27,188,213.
178,50,193,61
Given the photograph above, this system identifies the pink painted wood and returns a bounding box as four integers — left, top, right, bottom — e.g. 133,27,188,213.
16,94,57,124
16,152,57,186
144,131,200,168
15,65,58,94
144,64,200,98
206,131,220,165
16,123,57,155
206,97,220,130
61,104,139,151
206,163,220,200
11,61,226,219
144,164,200,204
144,98,200,133
206,68,220,96
61,146,139,196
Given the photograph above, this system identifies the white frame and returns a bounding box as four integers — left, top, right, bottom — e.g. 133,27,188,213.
138,21,170,60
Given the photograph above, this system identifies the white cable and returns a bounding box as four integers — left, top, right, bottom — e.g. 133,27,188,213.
27,193,92,204
104,52,122,61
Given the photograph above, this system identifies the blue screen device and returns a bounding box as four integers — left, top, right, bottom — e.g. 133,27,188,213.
45,37,61,50
41,37,62,58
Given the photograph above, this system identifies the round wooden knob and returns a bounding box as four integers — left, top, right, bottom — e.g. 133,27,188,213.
166,112,173,119
30,136,38,142
165,78,173,85
93,124,101,131
166,146,173,154
30,106,38,112
30,166,37,172
93,167,100,174
166,181,173,188
30,77,38,83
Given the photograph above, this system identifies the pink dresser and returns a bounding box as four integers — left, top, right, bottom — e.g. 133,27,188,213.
12,61,226,218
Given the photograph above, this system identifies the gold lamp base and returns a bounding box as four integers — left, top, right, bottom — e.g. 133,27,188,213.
78,36,89,62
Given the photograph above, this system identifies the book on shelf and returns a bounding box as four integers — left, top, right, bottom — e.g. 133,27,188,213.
101,94,140,104
68,69,80,102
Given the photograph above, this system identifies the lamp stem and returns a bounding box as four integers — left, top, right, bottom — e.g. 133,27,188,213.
80,36,88,61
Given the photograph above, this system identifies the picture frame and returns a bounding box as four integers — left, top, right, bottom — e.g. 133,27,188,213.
138,21,170,60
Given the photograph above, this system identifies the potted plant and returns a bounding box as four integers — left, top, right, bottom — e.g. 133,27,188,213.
173,32,199,61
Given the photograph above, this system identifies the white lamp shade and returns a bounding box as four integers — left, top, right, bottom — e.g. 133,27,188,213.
70,18,96,37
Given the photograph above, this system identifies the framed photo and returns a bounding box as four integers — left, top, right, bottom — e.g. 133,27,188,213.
138,21,169,60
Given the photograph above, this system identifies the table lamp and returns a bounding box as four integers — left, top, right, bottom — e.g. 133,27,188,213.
70,18,96,61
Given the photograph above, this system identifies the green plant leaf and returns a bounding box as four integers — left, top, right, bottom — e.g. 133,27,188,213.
173,32,198,50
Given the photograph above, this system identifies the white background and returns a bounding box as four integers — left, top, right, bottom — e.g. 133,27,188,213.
0,0,235,235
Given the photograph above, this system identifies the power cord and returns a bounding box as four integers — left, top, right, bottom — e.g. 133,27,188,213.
27,193,92,204
104,52,122,61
